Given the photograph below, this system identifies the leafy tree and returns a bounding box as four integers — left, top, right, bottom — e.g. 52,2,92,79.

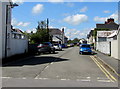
73,38,80,43
67,38,80,44
29,20,50,44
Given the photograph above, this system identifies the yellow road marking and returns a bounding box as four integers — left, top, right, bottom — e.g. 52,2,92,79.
90,56,117,82
92,56,117,82
95,55,120,77
90,56,114,82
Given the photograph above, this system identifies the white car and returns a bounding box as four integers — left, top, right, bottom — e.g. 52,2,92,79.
53,44,62,51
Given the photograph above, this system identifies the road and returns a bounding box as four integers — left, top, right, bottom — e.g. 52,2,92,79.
2,47,119,87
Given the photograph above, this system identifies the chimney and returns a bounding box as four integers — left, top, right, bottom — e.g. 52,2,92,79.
62,28,64,33
107,18,114,23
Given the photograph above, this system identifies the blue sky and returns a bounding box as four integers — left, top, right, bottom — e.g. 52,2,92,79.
12,1,118,40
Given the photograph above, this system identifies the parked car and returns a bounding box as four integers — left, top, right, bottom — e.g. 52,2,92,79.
77,43,80,46
61,44,68,48
79,44,92,54
53,43,62,51
67,43,74,47
37,42,55,54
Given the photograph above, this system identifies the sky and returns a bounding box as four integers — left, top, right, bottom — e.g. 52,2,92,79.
11,0,119,40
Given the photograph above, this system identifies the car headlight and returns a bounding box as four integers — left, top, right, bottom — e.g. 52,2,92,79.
80,49,83,51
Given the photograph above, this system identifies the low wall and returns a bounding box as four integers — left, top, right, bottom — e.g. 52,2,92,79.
7,33,28,57
96,41,110,55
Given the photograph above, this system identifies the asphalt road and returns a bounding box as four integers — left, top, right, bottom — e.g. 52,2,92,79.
2,47,118,87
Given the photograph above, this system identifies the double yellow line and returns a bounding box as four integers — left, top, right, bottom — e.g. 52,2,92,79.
90,56,117,82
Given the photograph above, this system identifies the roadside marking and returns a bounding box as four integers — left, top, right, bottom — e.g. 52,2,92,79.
60,79,67,80
81,79,91,82
1,77,12,79
90,56,116,82
35,77,49,80
22,77,27,79
45,66,49,69
92,56,117,81
94,57,117,82
94,55,120,77
50,63,53,64
97,80,111,82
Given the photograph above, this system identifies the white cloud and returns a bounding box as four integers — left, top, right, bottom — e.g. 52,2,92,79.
22,22,31,27
17,22,30,27
94,12,118,22
109,12,118,21
48,0,64,3
12,0,24,4
64,27,91,40
12,18,30,27
103,10,110,13
63,14,88,25
32,4,44,14
62,13,70,16
94,16,107,22
80,6,88,12
66,2,74,7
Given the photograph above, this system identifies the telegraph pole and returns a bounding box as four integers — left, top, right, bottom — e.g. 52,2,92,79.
47,18,49,42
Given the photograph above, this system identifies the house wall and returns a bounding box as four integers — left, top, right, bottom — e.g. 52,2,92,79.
111,40,118,59
0,1,2,60
96,41,110,55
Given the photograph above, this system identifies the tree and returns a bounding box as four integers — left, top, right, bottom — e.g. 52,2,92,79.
30,28,49,44
29,20,50,44
67,38,80,44
73,38,80,43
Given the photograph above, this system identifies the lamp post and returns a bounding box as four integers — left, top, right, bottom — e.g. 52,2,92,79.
5,3,18,58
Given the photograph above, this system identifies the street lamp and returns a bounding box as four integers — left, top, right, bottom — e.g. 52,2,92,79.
5,3,18,58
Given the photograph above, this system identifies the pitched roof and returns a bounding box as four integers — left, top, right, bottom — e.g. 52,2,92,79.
96,22,119,30
49,28,62,35
11,28,24,34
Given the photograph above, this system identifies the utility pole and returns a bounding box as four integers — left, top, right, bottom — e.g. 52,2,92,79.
62,28,65,44
47,18,49,42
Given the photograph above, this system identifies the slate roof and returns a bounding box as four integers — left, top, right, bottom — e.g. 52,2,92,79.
96,22,119,30
49,28,62,35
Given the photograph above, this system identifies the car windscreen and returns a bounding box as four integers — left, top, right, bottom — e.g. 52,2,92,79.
81,45,90,48
54,44,59,46
43,43,49,45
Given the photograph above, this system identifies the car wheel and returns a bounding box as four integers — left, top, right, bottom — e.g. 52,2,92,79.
49,51,51,54
38,52,41,55
53,50,55,54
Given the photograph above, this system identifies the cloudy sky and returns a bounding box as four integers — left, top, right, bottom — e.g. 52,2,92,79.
11,0,118,40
